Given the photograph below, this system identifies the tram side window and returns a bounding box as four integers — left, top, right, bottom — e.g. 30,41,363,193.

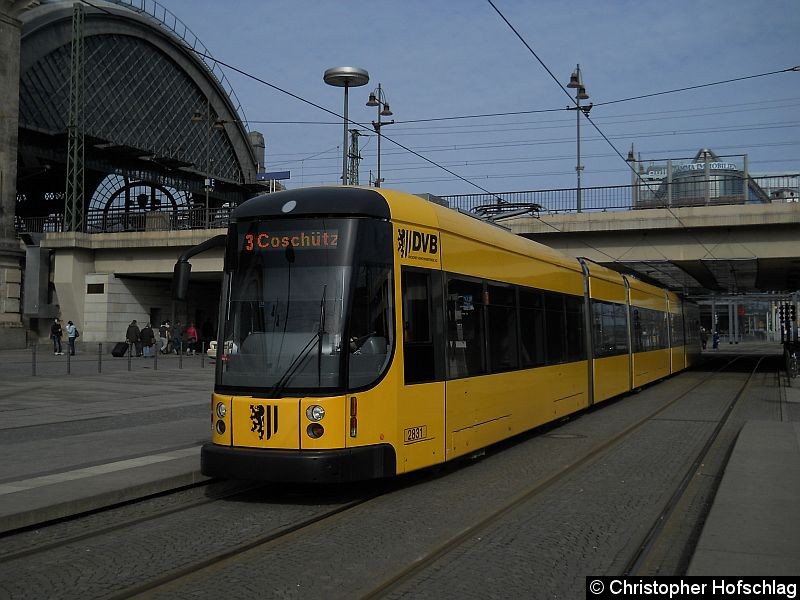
487,284,518,372
670,313,685,347
348,261,394,389
565,295,586,362
519,289,546,367
631,307,668,352
447,278,486,378
402,269,443,384
545,292,566,364
592,300,628,357
614,303,630,353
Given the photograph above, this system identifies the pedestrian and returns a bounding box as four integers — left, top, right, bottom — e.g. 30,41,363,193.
65,320,78,356
126,319,142,356
700,327,708,350
172,320,184,355
50,318,63,355
159,321,169,354
712,330,720,350
140,322,156,357
185,321,199,356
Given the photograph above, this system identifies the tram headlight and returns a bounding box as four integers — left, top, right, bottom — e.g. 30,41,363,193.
307,423,325,439
306,405,325,422
215,402,227,419
215,420,226,435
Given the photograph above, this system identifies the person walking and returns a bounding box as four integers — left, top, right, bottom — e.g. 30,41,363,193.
140,323,156,357
185,321,199,356
126,319,142,356
159,321,169,354
65,320,78,356
50,318,63,355
172,320,184,355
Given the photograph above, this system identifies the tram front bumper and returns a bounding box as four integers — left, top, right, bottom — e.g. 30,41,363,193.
200,442,397,483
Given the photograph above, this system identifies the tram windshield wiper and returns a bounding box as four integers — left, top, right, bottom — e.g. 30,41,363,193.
268,286,327,398
317,284,327,386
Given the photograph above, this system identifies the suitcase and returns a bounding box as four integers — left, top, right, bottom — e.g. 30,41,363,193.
111,341,129,357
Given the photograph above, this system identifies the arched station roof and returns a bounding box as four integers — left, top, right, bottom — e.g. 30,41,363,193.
17,0,259,218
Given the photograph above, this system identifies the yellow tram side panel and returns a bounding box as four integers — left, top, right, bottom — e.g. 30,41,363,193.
627,278,671,387
434,206,584,293
667,294,686,374
627,277,667,311
631,349,671,388
671,345,687,373
582,261,630,403
584,261,627,304
445,363,587,461
431,214,586,461
391,379,446,474
388,203,449,474
592,355,630,404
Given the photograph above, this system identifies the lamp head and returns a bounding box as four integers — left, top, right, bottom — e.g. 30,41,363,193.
567,71,581,88
577,86,589,100
380,103,393,117
366,92,379,107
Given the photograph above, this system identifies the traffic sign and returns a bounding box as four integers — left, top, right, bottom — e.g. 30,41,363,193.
257,171,290,181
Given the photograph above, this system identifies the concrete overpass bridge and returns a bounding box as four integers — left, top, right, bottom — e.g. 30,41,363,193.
507,202,800,296
32,197,799,346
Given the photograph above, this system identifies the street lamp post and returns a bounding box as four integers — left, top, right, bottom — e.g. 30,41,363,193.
566,64,592,213
366,84,394,187
324,67,370,185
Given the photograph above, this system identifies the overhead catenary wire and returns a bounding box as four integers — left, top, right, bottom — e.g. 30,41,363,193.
190,52,505,199
78,0,799,264
486,0,736,262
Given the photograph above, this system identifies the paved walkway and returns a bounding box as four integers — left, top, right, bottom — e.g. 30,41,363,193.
0,344,214,532
688,419,800,575
0,342,798,576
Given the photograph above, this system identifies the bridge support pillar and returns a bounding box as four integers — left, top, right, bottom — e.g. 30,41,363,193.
0,8,25,348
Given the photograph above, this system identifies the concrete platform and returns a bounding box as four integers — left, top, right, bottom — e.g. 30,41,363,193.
688,419,800,575
0,345,214,533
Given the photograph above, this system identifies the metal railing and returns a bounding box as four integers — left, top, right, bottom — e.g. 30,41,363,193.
16,206,234,235
14,176,798,235
441,175,799,216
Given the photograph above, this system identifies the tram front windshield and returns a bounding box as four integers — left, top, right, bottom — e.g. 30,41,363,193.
218,217,394,395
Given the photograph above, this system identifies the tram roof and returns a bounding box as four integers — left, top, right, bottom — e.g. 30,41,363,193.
234,186,585,274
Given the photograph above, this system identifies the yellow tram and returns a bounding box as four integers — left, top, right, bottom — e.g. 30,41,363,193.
185,186,700,482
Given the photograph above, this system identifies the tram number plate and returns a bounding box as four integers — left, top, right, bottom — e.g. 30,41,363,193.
404,425,428,443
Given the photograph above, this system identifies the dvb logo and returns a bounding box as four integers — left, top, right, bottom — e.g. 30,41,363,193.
398,228,438,258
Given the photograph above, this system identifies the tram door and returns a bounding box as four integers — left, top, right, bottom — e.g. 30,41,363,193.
399,268,446,472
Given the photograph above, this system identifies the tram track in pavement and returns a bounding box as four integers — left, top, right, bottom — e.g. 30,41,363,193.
0,480,259,563
0,473,406,600
308,354,771,599
624,354,779,576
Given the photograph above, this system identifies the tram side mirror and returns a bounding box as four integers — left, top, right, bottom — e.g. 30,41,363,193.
172,260,192,301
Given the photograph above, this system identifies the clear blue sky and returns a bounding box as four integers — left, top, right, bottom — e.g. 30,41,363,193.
160,0,799,196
